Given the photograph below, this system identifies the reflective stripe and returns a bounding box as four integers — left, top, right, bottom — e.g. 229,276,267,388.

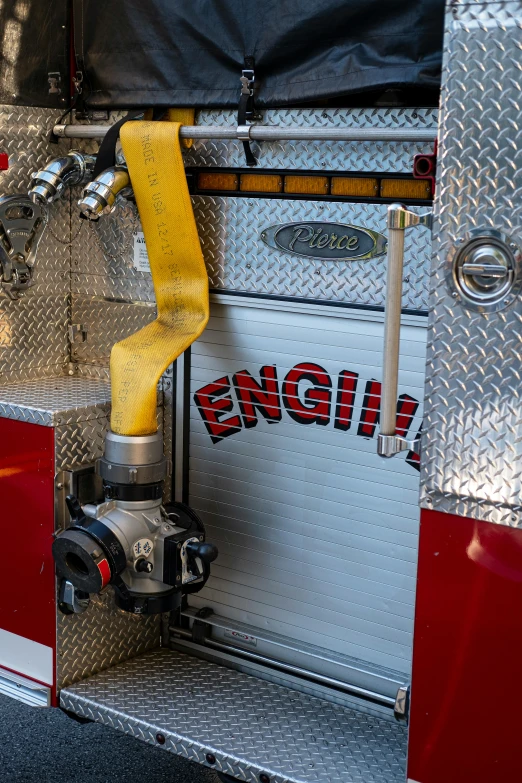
97,557,111,588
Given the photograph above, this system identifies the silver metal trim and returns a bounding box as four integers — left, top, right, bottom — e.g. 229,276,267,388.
378,203,431,456
393,684,410,723
179,607,404,697
0,669,51,708
172,626,395,707
377,433,420,458
236,124,255,141
209,292,429,327
54,123,437,143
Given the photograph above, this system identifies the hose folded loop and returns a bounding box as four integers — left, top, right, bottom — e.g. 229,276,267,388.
111,113,208,435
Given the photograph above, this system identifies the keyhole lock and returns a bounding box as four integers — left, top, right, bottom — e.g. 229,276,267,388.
449,228,521,312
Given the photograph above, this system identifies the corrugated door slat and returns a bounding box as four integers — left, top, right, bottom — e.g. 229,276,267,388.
187,301,425,680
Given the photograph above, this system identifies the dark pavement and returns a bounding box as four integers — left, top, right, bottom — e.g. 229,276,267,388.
0,693,221,782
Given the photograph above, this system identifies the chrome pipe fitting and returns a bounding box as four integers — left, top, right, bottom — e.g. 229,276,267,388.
29,151,96,205
78,166,133,220
97,431,169,488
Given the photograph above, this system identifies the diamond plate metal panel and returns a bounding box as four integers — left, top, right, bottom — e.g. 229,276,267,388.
184,107,437,173
55,416,108,469
60,648,407,783
72,274,156,302
57,592,161,690
421,2,522,525
0,106,70,196
0,376,111,426
195,197,430,309
66,108,435,311
70,203,143,277
0,106,74,378
75,363,110,380
71,298,156,365
0,294,69,382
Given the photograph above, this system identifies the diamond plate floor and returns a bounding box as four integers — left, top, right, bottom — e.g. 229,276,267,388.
60,649,407,783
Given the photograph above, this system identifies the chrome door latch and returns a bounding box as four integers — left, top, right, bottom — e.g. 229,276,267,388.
0,195,47,300
447,227,522,312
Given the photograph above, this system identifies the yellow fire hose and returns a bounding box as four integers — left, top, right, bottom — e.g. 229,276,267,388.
110,110,209,435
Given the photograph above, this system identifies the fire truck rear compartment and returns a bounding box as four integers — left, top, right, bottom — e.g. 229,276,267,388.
0,106,433,782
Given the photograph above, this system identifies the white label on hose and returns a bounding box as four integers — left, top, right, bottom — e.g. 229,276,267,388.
133,231,150,272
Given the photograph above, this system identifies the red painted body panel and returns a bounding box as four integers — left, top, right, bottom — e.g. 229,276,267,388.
0,418,56,663
408,509,522,782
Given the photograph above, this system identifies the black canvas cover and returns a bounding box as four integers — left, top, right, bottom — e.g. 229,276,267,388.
74,0,444,109
0,0,68,108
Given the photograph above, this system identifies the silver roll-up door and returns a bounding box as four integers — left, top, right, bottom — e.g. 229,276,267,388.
184,295,426,695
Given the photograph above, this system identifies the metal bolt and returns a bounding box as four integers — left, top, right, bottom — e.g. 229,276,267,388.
512,515,517,522
510,243,517,250
205,753,216,765
322,112,328,119
156,733,166,745
56,482,63,490
176,575,181,581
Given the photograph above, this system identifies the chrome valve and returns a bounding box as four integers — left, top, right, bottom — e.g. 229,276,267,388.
52,431,217,615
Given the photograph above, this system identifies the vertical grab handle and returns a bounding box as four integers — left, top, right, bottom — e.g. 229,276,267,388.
377,203,432,458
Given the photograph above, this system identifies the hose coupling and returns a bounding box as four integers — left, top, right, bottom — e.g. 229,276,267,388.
29,151,96,205
78,166,133,220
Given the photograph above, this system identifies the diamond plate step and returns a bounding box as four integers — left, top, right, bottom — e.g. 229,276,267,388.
60,648,407,783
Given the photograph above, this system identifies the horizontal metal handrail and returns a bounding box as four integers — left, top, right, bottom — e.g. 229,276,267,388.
53,123,435,143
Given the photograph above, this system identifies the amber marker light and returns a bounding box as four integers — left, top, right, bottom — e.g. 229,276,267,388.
284,175,329,195
197,172,239,191
380,178,432,200
331,177,379,198
240,173,283,193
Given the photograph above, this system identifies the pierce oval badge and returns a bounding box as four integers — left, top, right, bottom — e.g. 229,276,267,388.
260,221,387,262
